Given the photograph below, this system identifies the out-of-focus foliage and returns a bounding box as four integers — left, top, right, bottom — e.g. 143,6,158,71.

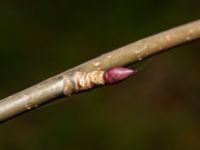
0,0,200,150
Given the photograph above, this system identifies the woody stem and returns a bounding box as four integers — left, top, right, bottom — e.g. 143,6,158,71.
0,20,200,122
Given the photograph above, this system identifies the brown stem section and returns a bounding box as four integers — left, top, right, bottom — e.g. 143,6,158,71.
0,20,200,122
63,70,105,96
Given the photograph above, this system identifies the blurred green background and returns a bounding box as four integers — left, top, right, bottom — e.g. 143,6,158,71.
0,0,200,149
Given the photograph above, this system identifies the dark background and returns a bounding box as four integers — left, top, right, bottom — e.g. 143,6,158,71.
0,0,200,149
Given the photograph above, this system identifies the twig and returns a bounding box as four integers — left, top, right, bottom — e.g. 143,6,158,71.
0,20,200,122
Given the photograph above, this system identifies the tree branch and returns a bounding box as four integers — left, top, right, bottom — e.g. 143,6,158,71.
0,20,200,122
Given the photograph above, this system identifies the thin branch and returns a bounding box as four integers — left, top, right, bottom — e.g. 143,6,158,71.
0,20,200,122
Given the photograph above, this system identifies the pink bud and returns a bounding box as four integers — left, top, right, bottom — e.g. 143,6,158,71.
103,67,135,84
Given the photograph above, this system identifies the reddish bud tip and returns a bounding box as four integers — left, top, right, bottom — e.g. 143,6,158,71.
103,67,135,85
